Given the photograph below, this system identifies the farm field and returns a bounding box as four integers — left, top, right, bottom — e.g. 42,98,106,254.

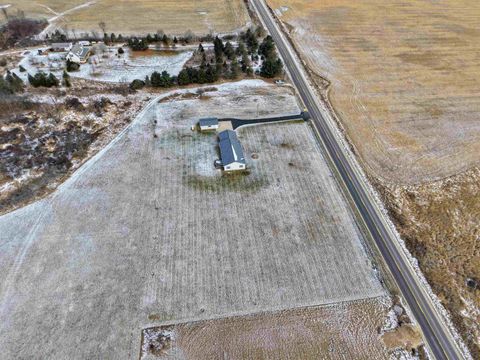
268,0,480,184
2,0,251,36
0,80,385,358
266,0,480,356
141,298,392,359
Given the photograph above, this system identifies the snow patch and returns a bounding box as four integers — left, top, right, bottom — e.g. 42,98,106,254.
10,47,192,84
389,348,419,360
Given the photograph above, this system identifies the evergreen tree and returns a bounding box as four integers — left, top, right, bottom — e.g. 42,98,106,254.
47,73,59,87
4,71,24,92
197,68,207,84
237,41,246,56
162,34,170,46
205,64,218,83
28,72,59,87
224,41,235,60
177,69,191,86
258,35,275,58
200,52,207,70
260,57,283,78
213,36,224,63
150,70,173,87
230,58,240,79
244,28,258,53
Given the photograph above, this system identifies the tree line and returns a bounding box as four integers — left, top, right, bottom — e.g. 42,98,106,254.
130,31,283,90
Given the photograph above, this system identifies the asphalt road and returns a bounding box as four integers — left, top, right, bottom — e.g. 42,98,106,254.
219,113,305,129
249,0,465,359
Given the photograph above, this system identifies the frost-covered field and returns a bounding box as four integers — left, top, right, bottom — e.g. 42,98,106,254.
0,80,385,358
141,298,391,359
11,47,192,83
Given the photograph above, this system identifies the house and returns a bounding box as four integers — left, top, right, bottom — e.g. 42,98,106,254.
50,43,73,52
198,117,219,132
66,44,91,64
217,130,246,172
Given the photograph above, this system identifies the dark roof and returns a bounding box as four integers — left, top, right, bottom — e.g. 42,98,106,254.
199,117,218,127
51,43,71,48
218,130,245,165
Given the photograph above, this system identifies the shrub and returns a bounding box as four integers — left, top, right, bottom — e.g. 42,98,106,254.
129,79,145,90
127,38,148,51
1,71,24,93
65,97,83,109
150,71,174,88
28,72,59,88
66,60,80,72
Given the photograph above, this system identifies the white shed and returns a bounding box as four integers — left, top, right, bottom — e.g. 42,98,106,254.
198,117,219,132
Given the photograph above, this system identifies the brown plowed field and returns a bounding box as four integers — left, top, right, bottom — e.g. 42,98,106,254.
141,299,391,359
268,0,480,185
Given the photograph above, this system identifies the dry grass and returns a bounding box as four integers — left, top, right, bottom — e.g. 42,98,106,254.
267,1,480,356
5,0,251,36
141,298,390,359
378,168,480,358
268,0,480,184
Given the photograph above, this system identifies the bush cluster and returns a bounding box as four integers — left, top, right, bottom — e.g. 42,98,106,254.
28,72,59,88
0,71,24,94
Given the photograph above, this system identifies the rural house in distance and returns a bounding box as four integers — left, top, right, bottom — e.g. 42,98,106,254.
66,44,91,64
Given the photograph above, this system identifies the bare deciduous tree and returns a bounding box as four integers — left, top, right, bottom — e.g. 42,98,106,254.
98,21,106,35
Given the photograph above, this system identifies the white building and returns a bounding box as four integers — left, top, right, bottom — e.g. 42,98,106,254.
217,130,246,172
198,117,219,132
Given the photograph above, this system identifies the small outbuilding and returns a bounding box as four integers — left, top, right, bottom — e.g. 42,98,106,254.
51,43,73,52
198,117,219,132
217,130,246,172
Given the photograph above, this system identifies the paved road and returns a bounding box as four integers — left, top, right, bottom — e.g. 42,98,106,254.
220,112,306,129
249,1,465,359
